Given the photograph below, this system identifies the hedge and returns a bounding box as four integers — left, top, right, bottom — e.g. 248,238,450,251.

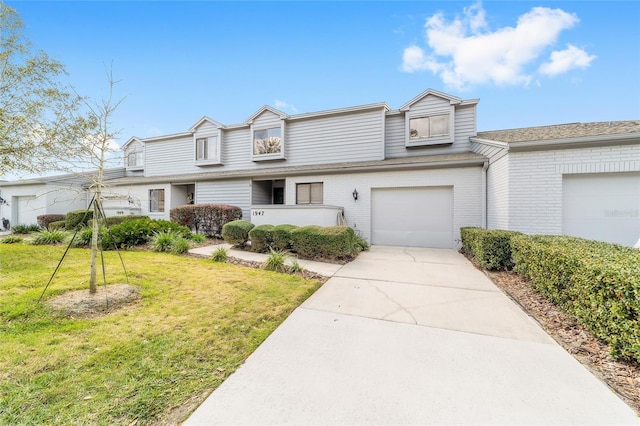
65,209,94,230
271,224,298,251
221,220,254,247
291,225,356,259
460,227,522,270
511,234,640,362
37,214,66,230
48,220,67,231
88,215,150,229
170,204,242,237
248,224,274,253
100,218,191,250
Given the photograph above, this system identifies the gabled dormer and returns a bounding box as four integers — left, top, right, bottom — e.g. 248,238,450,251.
399,89,477,148
246,106,288,162
190,116,224,167
122,137,144,171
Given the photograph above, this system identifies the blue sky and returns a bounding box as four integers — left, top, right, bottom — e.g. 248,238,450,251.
7,1,640,145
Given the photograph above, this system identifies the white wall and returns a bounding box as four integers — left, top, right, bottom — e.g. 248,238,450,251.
0,184,87,227
508,144,640,234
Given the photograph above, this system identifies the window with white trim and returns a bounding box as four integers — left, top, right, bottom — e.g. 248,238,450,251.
196,136,218,161
127,150,142,167
253,127,282,156
409,114,450,139
149,189,165,212
296,182,323,205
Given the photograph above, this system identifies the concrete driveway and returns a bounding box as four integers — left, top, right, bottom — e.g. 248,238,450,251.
185,246,639,425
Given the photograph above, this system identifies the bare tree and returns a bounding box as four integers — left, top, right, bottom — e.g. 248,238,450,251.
0,4,89,177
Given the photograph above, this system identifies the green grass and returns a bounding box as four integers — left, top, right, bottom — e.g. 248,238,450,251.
0,244,322,424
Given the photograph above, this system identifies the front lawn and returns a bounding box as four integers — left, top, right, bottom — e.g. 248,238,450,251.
0,244,322,424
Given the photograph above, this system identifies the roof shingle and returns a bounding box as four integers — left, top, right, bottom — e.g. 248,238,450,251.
476,120,640,143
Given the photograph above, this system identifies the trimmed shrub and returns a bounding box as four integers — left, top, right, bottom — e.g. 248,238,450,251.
249,224,274,253
65,209,94,230
271,224,298,251
170,204,243,237
49,220,67,230
221,220,254,247
37,214,65,230
11,224,40,234
511,234,640,362
291,225,356,259
460,227,522,270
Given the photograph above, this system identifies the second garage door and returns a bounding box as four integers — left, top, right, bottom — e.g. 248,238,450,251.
371,186,453,248
563,172,640,247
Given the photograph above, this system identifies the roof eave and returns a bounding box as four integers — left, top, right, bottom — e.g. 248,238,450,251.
508,132,640,152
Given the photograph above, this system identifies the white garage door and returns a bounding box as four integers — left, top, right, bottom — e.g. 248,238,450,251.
563,173,640,246
14,196,39,226
371,186,453,248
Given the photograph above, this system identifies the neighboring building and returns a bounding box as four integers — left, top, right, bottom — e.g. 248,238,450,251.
1,89,638,247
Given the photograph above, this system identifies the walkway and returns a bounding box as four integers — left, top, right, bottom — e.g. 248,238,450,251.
185,246,639,425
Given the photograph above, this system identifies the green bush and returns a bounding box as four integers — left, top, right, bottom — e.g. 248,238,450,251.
71,227,95,247
221,220,254,247
1,236,23,244
87,215,149,229
11,224,40,234
150,230,192,254
271,224,298,251
65,209,94,230
101,218,191,250
189,233,206,243
262,249,289,273
460,227,522,270
48,220,67,230
290,225,356,259
30,230,68,245
170,204,243,237
511,234,640,362
211,247,228,262
37,214,66,230
249,224,274,253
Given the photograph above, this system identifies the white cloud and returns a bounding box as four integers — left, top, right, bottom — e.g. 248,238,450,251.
274,99,298,114
539,44,596,76
401,2,594,89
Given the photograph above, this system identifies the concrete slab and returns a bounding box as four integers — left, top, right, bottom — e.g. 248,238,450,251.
302,276,554,344
359,245,469,265
336,257,498,292
185,309,639,425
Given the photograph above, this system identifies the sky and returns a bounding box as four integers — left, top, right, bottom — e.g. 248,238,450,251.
4,1,640,167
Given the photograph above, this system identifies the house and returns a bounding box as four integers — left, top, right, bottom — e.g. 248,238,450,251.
1,89,638,247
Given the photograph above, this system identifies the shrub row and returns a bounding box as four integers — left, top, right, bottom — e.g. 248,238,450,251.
460,227,522,270
511,235,640,362
463,228,640,363
170,204,242,237
222,220,363,260
87,215,150,229
37,214,66,230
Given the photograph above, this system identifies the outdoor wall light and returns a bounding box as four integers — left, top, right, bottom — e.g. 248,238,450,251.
352,189,359,201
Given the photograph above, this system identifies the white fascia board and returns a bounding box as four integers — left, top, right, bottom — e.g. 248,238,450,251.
140,132,193,143
470,137,510,149
287,102,390,121
122,136,141,149
244,105,289,125
508,132,640,151
189,116,226,132
399,88,463,111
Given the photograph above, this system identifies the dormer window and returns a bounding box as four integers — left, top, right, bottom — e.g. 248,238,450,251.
409,114,450,139
127,151,142,167
251,124,285,161
194,133,222,166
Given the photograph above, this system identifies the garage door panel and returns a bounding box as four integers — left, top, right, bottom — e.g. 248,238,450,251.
371,186,453,248
563,173,640,246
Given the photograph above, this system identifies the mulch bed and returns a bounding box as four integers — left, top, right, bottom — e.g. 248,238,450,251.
479,265,640,414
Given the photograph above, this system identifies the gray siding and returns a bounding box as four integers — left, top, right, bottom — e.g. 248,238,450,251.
252,110,282,129
145,136,195,177
408,94,451,117
286,109,384,165
487,155,509,230
386,104,477,158
196,179,251,220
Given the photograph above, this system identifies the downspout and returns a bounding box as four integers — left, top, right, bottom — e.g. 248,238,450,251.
482,160,488,229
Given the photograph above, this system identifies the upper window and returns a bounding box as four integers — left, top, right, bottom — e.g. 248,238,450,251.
126,150,143,169
253,127,282,156
409,114,450,139
149,189,165,213
194,134,221,166
296,182,323,205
